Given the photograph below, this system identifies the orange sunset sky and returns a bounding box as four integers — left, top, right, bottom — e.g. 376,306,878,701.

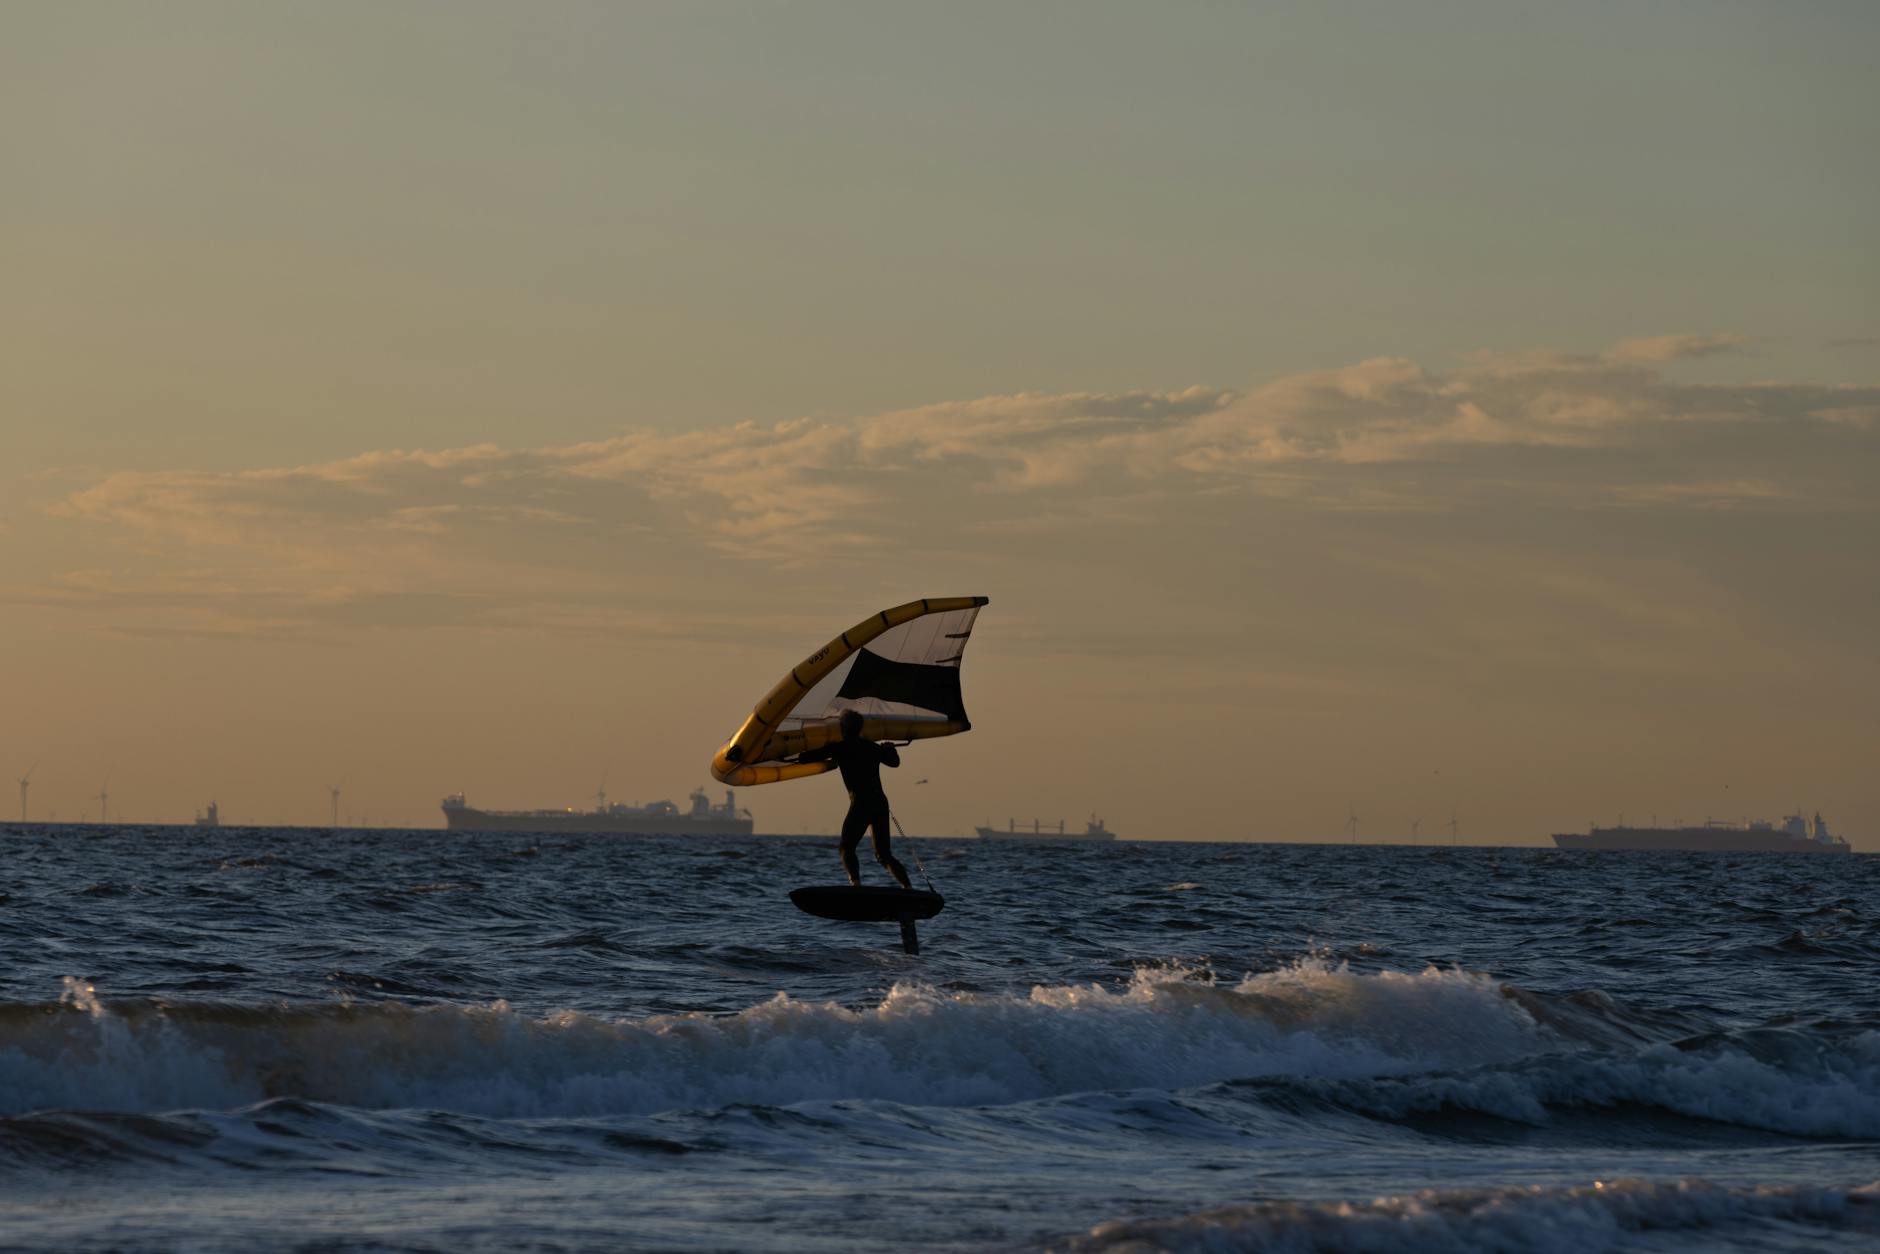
4,4,1876,843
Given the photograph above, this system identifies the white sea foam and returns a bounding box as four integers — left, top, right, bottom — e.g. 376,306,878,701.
1062,1178,1880,1254
0,961,1541,1118
1,961,1871,1132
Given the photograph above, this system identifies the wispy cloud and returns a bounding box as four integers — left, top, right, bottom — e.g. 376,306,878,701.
1811,404,1878,429
1605,479,1794,510
26,339,1878,635
1607,333,1750,364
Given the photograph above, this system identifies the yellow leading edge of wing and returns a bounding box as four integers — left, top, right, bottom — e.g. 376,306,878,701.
710,596,989,787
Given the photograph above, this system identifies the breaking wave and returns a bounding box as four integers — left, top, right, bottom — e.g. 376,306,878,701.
3,961,1544,1118
2,962,1874,1141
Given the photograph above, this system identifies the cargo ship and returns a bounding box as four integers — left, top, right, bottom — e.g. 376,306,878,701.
1553,812,1849,854
441,787,753,836
976,815,1118,842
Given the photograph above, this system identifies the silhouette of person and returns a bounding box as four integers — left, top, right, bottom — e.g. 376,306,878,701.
799,709,913,889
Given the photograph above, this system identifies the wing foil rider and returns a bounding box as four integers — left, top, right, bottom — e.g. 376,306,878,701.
797,709,913,890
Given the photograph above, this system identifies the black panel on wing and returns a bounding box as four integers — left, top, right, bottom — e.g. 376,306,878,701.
834,647,968,723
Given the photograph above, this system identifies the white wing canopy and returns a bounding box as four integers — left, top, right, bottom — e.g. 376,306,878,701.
711,597,989,787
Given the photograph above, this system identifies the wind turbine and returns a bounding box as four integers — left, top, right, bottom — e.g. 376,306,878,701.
1447,813,1460,843
96,778,109,825
16,763,34,823
330,785,340,828
1345,808,1358,844
1410,816,1421,844
595,771,608,813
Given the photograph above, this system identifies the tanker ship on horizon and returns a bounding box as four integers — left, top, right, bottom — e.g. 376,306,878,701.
441,787,753,836
976,815,1118,842
1553,811,1849,854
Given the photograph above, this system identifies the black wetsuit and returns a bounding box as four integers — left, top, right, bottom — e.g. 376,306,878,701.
800,736,911,889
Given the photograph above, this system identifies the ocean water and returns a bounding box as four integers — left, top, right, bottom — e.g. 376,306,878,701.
1,827,1876,1253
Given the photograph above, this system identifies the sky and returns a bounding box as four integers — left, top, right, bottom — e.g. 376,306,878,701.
2,2,1876,844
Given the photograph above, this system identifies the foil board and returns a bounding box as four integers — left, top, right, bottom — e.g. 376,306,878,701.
789,885,944,922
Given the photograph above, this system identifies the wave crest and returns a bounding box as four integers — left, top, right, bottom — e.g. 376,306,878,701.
1304,1028,1880,1139
1,961,1545,1118
7,962,1871,1136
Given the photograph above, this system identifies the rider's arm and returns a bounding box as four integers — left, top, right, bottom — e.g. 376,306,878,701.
878,742,901,768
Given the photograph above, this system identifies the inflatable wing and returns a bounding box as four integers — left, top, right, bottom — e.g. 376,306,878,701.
711,597,989,786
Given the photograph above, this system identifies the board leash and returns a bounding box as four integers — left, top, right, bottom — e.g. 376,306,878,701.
886,740,937,893
890,810,937,893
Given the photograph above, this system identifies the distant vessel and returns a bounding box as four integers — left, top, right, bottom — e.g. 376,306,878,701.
442,787,753,836
194,802,219,830
976,815,1118,842
1553,812,1850,854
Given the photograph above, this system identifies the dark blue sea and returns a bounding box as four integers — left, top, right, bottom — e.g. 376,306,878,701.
1,828,1875,1252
